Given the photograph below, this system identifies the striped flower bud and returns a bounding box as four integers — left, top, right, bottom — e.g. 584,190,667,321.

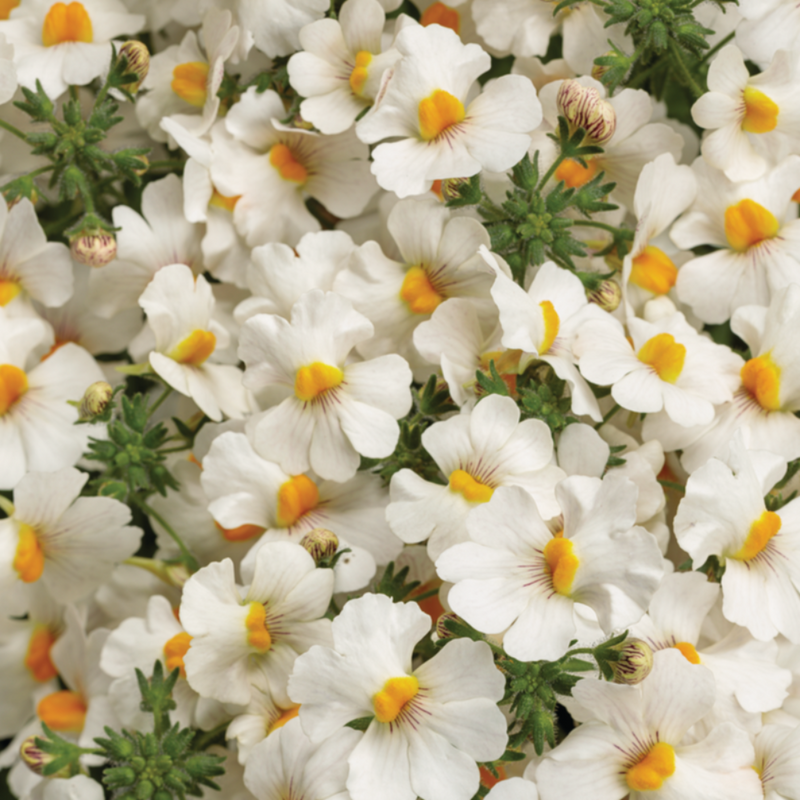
300,528,339,564
556,79,617,146
78,381,113,420
610,638,654,685
20,736,70,778
587,279,622,312
70,231,117,268
118,40,150,93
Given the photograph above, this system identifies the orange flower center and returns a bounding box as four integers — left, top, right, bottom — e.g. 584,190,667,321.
373,676,419,723
741,353,781,411
734,510,781,561
539,300,560,354
724,199,779,252
25,627,58,682
13,524,44,583
0,279,21,306
37,690,87,732
0,0,20,21
543,537,579,595
169,329,216,366
673,641,700,664
449,469,494,503
421,3,461,34
0,364,28,415
41,2,92,47
400,266,443,314
209,189,240,212
742,86,779,134
245,602,272,652
171,62,209,108
214,521,264,542
637,333,686,384
630,246,678,295
163,632,192,678
349,50,372,96
418,90,465,141
626,742,676,792
267,706,300,735
294,362,343,402
269,143,308,184
555,158,598,189
276,474,319,527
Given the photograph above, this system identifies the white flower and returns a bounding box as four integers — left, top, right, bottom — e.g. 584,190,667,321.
238,0,327,58
288,593,508,800
356,23,541,197
240,289,413,482
137,263,250,421
180,541,334,705
0,32,17,104
753,723,800,799
436,476,664,661
735,0,800,68
0,0,144,99
386,394,564,560
227,686,299,765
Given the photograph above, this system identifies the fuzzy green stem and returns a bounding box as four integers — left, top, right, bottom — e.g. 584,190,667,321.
595,402,620,429
148,385,173,417
0,118,29,142
697,31,735,65
668,39,704,98
658,478,686,494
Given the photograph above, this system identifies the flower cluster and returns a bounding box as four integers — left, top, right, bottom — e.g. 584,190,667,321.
2,0,800,799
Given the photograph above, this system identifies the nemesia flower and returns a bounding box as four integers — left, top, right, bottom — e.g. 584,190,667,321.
485,777,539,800
180,541,334,705
436,477,664,661
752,723,800,798
238,0,327,58
240,289,413,482
288,593,508,800
386,394,565,560
0,0,144,99
355,23,541,197
735,0,800,68
137,263,250,421
692,46,800,182
536,650,763,800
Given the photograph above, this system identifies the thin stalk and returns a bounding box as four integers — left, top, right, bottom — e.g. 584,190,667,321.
668,39,704,98
0,118,29,142
537,153,568,193
595,402,620,429
697,31,735,65
0,495,14,516
658,479,686,494
134,497,198,573
148,385,173,417
194,721,230,750
570,219,633,237
1,164,55,191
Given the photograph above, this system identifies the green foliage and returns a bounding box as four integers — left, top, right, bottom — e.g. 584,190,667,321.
679,554,726,583
374,561,423,603
765,459,800,511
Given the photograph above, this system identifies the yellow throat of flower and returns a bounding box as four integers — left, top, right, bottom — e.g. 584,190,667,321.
373,675,419,723
41,2,92,47
418,90,465,141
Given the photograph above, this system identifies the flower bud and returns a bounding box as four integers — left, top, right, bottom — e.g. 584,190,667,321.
591,53,614,83
164,561,191,588
70,231,117,268
118,40,150,93
610,638,654,685
78,380,113,420
586,279,621,312
435,612,461,640
300,528,339,564
132,154,149,176
440,177,469,202
556,79,616,145
20,736,70,778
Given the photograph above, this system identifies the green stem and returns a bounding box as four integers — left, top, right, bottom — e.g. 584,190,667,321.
697,31,735,65
537,153,568,193
69,85,79,102
668,39,704,98
658,478,686,494
147,159,187,171
194,721,230,751
1,164,55,191
0,118,29,142
134,497,198,573
595,402,620,429
158,445,192,455
148,385,173,417
124,556,175,585
0,495,14,516
570,220,633,237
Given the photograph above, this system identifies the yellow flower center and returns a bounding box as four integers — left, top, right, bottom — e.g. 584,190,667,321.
421,2,461,34
543,537,579,596
673,641,700,664
25,627,58,682
269,143,308,184
741,354,781,411
267,706,300,735
209,189,240,212
742,86,779,134
449,469,494,504
554,157,598,189
637,333,686,384
418,90,465,141
0,364,28,415
276,474,320,527
245,602,272,653
37,690,87,732
0,279,21,306
169,329,216,366
400,266,443,315
214,521,264,542
0,0,20,21
626,742,676,792
171,62,209,108
41,2,93,47
163,632,192,679
13,523,44,584
349,50,372,96
734,510,781,561
630,246,678,295
539,300,560,354
724,199,779,252
373,676,419,723
294,362,343,402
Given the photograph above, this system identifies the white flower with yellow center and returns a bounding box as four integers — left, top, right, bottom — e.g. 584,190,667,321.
752,723,800,799
386,393,565,560
135,8,239,145
692,46,800,182
536,649,763,800
287,0,402,135
210,87,378,248
0,0,144,99
180,541,334,706
671,155,800,324
489,256,606,422
355,23,541,198
287,593,507,800
137,263,249,422
334,197,494,380
239,289,413,483
436,476,664,662
201,431,402,592
0,467,141,614
675,435,800,643
575,310,742,428
0,310,104,490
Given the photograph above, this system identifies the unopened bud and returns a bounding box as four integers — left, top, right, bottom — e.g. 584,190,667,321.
591,53,615,83
118,40,150,93
133,154,149,176
292,114,315,131
587,279,621,313
435,612,461,640
70,231,117,268
78,380,113,419
556,79,616,146
20,736,69,778
300,528,339,564
164,561,191,587
610,638,654,685
440,177,469,202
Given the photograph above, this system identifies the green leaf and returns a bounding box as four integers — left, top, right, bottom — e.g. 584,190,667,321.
476,360,510,399
345,716,375,731
374,562,421,603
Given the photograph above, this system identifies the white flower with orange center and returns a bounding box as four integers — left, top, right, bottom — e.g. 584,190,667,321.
287,593,507,800
355,23,541,198
210,86,378,248
675,434,800,643
0,0,144,99
136,8,239,145
436,476,664,662
0,310,104,490
386,393,565,560
137,263,250,422
0,467,141,614
671,155,800,324
200,431,402,592
334,197,494,380
536,650,763,800
180,541,334,706
692,46,800,182
287,0,402,135
575,310,742,428
239,289,413,483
